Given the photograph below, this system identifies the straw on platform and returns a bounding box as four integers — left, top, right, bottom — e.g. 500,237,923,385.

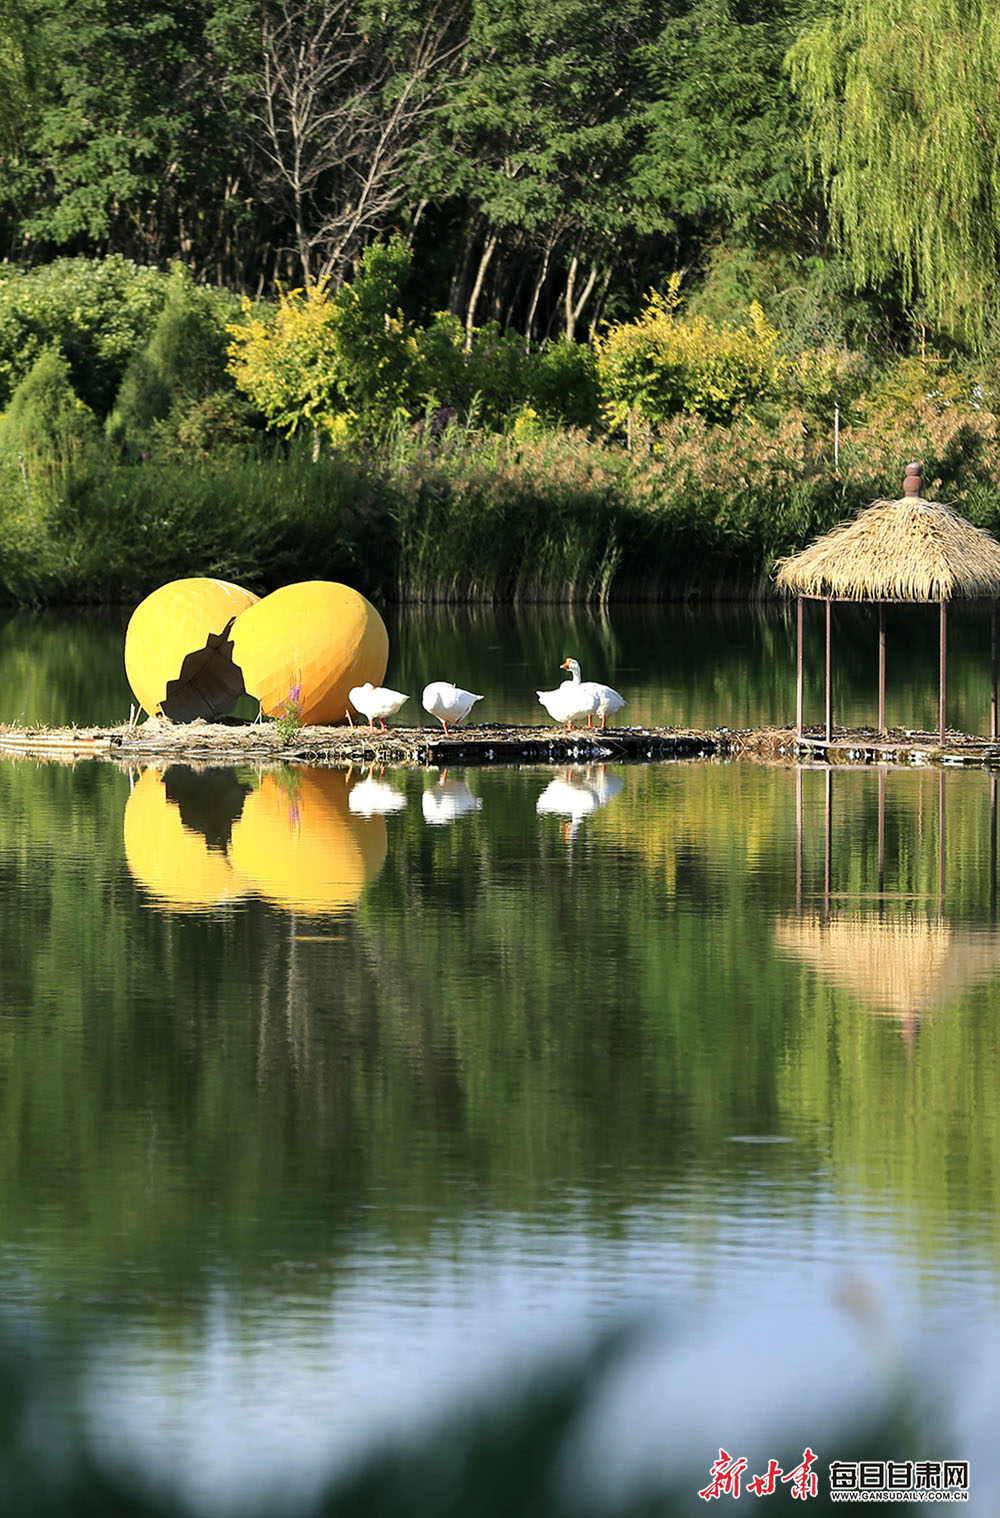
775,497,1000,602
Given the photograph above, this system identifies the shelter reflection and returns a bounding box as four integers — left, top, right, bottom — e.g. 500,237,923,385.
776,908,1000,1046
124,765,387,916
782,764,1000,1049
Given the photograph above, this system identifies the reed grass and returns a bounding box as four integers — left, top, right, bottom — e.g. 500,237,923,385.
6,398,1000,606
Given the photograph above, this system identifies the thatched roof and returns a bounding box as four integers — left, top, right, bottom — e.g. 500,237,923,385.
774,497,1000,601
775,910,1000,1014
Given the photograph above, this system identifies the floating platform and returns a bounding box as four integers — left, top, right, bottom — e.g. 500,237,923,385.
2,717,1000,771
0,718,721,767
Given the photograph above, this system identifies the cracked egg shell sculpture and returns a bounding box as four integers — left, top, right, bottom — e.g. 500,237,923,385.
124,577,260,721
125,578,389,725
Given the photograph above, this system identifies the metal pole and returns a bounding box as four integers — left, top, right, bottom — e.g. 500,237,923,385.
796,596,804,738
878,602,886,736
796,765,803,914
824,767,832,912
992,600,998,742
825,596,833,743
939,598,948,745
938,768,946,904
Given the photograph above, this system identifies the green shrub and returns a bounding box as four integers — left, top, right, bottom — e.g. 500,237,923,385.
596,274,784,432
527,339,601,430
415,314,533,429
106,270,244,458
0,256,168,415
227,238,420,446
0,346,102,481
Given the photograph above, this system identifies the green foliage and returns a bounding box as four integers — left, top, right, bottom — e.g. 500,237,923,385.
861,353,981,422
106,268,243,457
415,313,531,427
270,686,305,745
528,339,601,430
227,236,419,442
787,0,1000,339
778,344,871,425
0,345,100,480
0,256,168,415
636,0,813,247
324,237,420,427
596,275,784,430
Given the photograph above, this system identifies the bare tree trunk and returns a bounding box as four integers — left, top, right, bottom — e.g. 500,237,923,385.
250,0,462,288
524,241,554,351
465,232,497,350
564,245,580,341
449,221,476,316
564,250,598,342
407,198,429,240
587,263,614,341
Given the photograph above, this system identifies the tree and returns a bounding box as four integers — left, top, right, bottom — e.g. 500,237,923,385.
635,0,815,254
239,0,464,288
787,0,1000,338
226,235,418,444
430,0,660,345
0,0,275,286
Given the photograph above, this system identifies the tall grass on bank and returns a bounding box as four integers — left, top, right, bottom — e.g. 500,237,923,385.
4,402,1000,606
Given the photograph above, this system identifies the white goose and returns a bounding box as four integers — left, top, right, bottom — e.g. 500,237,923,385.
567,656,627,730
348,682,409,732
422,680,483,734
587,680,627,730
536,657,599,730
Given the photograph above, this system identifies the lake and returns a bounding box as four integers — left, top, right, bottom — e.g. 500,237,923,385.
0,601,998,1515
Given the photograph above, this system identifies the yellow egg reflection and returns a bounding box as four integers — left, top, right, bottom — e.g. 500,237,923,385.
123,767,249,912
229,581,389,725
124,578,259,719
229,768,387,915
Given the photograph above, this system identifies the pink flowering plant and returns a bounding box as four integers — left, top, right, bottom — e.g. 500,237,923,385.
272,679,304,745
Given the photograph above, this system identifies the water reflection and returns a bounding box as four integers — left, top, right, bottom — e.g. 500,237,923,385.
776,909,1000,1049
123,766,249,912
346,770,408,817
537,766,624,839
6,749,1000,1511
421,773,483,826
124,764,387,916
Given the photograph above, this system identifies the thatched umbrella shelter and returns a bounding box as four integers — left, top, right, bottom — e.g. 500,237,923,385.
774,463,1000,742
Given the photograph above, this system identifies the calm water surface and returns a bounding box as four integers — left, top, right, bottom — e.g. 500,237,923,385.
1,604,999,1513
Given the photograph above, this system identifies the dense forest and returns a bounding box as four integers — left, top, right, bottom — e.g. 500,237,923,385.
0,0,826,339
3,0,1000,604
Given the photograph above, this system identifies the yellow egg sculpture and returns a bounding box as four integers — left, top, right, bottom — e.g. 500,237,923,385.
229,581,389,726
124,578,259,720
229,768,387,916
123,767,249,912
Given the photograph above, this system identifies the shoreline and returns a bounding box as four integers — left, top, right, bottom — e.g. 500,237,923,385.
2,719,999,771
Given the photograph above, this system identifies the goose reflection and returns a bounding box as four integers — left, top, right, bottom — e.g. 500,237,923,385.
581,766,624,805
421,773,483,826
124,764,386,916
348,770,408,817
536,766,623,839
